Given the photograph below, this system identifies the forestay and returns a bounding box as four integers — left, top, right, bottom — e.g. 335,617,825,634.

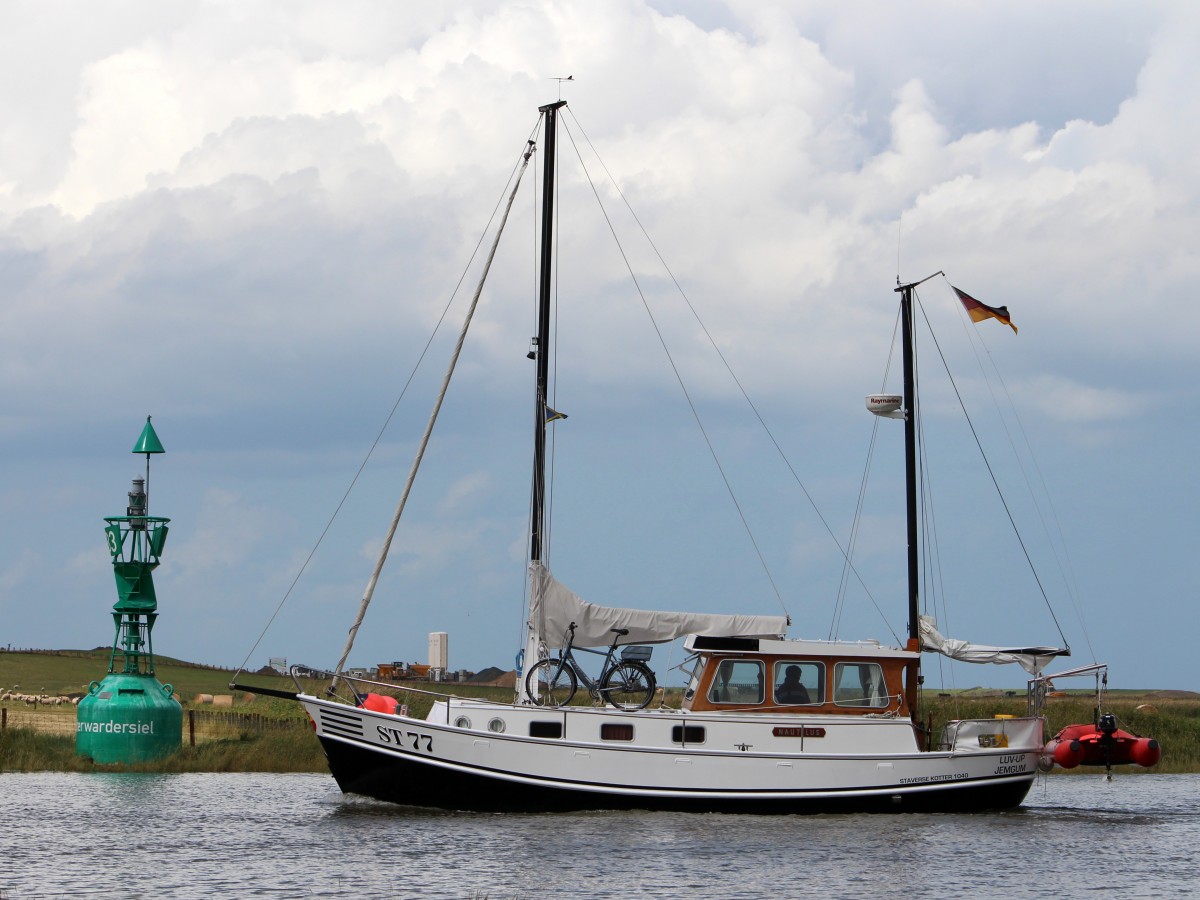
530,562,789,648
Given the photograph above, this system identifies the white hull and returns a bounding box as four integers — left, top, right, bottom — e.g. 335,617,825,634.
301,694,1042,813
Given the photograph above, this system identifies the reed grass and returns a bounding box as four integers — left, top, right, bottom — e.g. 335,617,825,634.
0,728,94,771
0,726,327,773
134,730,328,773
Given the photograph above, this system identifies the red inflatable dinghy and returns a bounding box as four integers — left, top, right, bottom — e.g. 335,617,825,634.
1045,714,1160,769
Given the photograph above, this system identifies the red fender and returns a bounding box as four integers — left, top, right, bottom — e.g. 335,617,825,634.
1050,738,1083,769
1130,737,1162,768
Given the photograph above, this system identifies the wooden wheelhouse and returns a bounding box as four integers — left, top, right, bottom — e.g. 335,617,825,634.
681,635,920,718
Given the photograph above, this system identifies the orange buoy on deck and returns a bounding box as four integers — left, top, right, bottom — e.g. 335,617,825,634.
359,693,399,714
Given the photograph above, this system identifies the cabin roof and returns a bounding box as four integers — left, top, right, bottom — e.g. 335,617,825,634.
684,634,920,660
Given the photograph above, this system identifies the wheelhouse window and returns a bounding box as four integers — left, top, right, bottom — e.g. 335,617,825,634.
773,661,824,706
707,659,764,705
833,662,889,708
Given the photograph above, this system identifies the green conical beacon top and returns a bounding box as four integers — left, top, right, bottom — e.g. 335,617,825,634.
132,415,165,455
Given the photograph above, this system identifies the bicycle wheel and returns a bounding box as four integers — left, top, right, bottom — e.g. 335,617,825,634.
599,661,656,710
525,658,578,707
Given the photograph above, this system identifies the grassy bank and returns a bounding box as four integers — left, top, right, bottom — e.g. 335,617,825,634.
1,648,330,773
6,688,1196,775
3,650,1197,774
0,647,305,699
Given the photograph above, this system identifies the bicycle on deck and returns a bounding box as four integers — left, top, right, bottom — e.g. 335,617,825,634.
525,621,657,710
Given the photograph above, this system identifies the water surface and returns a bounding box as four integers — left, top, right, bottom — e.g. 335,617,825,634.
1,772,1193,898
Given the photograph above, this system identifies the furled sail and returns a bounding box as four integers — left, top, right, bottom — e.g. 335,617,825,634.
530,563,788,648
919,616,1067,676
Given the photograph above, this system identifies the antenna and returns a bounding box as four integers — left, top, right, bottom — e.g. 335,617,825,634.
550,74,574,100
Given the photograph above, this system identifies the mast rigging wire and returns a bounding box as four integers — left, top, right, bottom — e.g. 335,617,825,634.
913,290,1071,652
232,121,542,686
942,277,1096,663
328,140,537,689
562,108,888,630
830,308,903,643
559,115,790,621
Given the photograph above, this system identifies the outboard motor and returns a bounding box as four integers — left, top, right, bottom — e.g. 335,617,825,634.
1097,713,1118,779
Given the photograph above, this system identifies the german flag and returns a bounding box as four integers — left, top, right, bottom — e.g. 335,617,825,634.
952,285,1017,334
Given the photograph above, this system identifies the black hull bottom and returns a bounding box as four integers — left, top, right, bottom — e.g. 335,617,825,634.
318,737,1034,815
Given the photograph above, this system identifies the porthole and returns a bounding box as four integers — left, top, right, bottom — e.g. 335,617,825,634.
454,716,472,729
487,717,507,734
672,725,706,745
529,721,563,739
601,723,634,742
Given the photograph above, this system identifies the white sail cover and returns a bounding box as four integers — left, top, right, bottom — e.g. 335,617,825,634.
530,563,788,648
919,616,1064,676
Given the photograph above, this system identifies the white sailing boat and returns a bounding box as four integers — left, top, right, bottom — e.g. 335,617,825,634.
240,100,1087,812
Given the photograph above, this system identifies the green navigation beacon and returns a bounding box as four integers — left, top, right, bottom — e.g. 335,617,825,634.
76,417,183,763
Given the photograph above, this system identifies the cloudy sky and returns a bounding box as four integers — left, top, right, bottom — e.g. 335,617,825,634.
2,1,1195,692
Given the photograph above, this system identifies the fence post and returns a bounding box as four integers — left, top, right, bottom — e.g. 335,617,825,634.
189,709,195,746
2,707,6,730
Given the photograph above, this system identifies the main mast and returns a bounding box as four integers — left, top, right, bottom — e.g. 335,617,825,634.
530,100,566,564
896,281,921,645
887,278,931,724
